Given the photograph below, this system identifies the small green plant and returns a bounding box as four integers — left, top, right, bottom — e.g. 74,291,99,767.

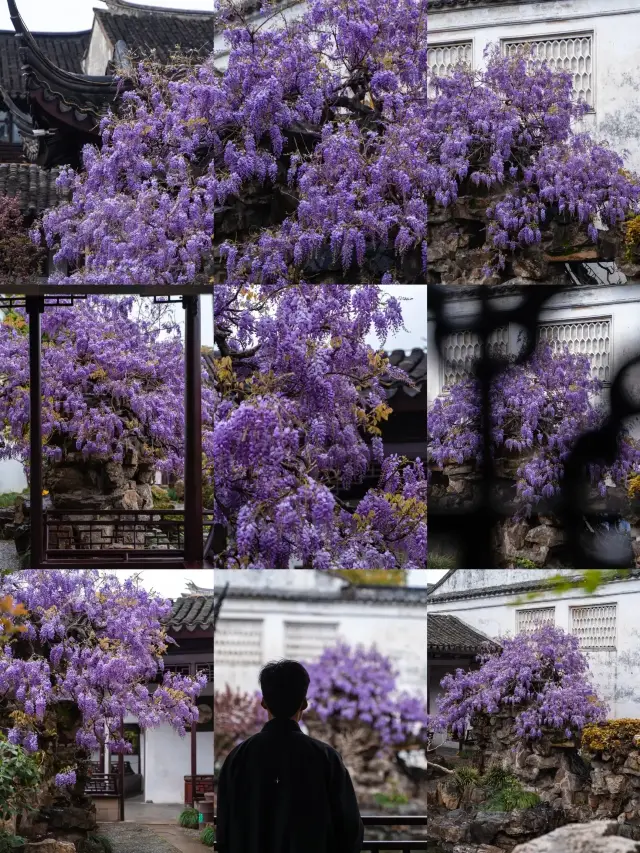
486,786,541,811
427,552,457,570
178,807,201,829
77,834,114,853
200,826,215,847
167,487,178,501
453,765,480,794
373,790,410,806
481,765,541,811
0,832,26,852
0,492,20,508
0,736,41,821
513,557,538,568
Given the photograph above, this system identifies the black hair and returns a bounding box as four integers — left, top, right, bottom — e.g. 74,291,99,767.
259,659,310,718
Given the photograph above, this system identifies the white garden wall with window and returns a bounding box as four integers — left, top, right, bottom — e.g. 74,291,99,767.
426,569,640,719
213,569,429,697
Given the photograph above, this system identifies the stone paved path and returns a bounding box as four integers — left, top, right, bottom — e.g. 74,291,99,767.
0,539,20,570
99,822,204,853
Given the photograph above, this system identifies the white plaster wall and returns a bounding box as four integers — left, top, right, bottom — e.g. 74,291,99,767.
214,583,428,698
84,21,113,76
428,0,640,173
427,574,640,719
0,459,27,493
143,726,213,803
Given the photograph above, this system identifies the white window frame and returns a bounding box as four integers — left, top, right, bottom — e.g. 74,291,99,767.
427,39,474,79
213,618,263,665
284,621,339,661
536,315,612,386
516,606,555,634
570,603,617,650
501,32,595,113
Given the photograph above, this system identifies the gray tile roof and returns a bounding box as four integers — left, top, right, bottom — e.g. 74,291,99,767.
427,570,640,603
428,613,499,651
213,584,431,607
0,163,68,214
0,29,90,98
428,0,554,8
166,595,214,631
384,348,427,400
95,7,213,64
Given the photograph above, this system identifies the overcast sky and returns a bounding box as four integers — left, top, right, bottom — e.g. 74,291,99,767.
365,285,427,353
100,569,213,599
426,570,449,583
0,0,213,30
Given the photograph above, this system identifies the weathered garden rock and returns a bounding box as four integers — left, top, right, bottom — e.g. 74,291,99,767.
511,820,640,853
24,842,76,853
427,809,471,844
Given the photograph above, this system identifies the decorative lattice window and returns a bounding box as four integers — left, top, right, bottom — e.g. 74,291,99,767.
428,42,472,77
570,604,617,649
284,622,339,661
214,619,263,665
442,327,509,388
503,35,593,108
537,319,611,382
516,607,555,634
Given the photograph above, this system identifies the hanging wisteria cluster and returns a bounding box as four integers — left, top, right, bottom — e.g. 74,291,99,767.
428,625,608,741
0,297,214,477
213,283,427,568
428,344,640,516
0,571,207,786
304,642,430,748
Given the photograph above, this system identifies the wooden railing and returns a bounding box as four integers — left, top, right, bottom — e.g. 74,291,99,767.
85,773,119,796
211,815,430,851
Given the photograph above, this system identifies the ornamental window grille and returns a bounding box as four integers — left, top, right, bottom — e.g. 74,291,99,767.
570,604,617,649
503,35,593,108
214,619,263,664
442,326,508,388
516,607,555,634
428,41,472,78
284,621,339,661
537,319,611,382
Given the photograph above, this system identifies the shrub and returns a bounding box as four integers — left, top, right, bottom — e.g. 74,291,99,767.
581,718,640,753
0,833,26,852
482,766,541,811
178,807,201,829
453,766,481,794
200,826,215,847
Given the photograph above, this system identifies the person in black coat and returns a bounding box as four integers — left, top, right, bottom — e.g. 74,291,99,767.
216,658,364,853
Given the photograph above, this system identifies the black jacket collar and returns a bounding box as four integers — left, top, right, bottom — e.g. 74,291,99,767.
262,718,301,733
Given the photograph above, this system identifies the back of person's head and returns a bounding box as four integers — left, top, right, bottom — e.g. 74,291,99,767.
259,659,310,718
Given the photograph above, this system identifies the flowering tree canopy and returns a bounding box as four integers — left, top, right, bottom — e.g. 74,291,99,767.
303,642,429,748
429,625,608,741
0,570,206,789
428,344,640,516
213,283,427,568
35,0,640,285
0,297,214,479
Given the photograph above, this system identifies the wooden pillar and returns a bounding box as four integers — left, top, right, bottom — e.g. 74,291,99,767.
183,294,203,567
26,296,44,568
191,661,198,807
119,718,125,822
